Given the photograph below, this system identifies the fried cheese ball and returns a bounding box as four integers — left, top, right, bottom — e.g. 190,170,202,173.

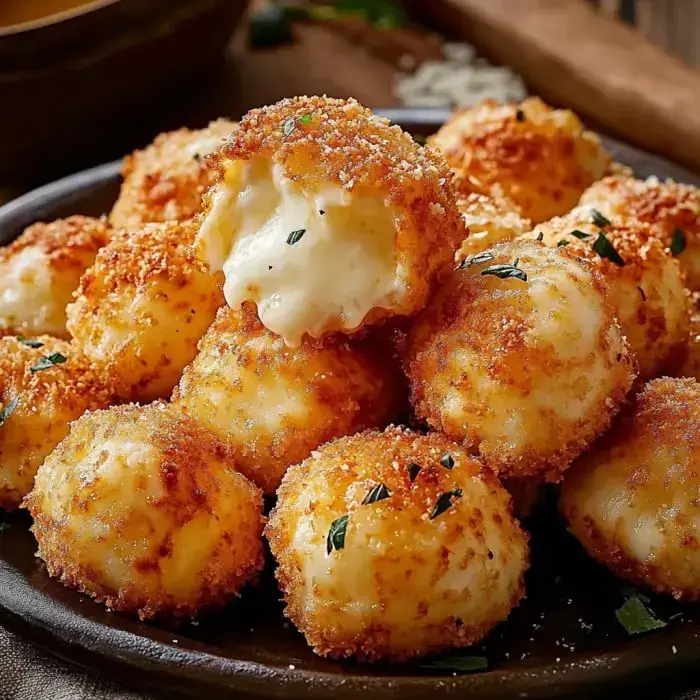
195,96,464,346
430,97,610,223
266,427,528,660
580,176,700,289
67,221,223,403
25,402,265,619
172,303,402,494
405,241,636,480
0,336,115,510
109,120,237,229
561,377,700,601
533,208,689,380
0,216,111,338
454,190,532,260
676,293,700,380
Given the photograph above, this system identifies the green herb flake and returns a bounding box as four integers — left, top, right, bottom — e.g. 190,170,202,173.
535,231,544,242
590,208,611,228
592,231,624,266
440,452,455,469
421,655,488,673
0,523,10,534
282,118,296,138
0,397,19,428
407,463,421,482
571,229,592,240
557,240,570,247
298,113,313,126
16,335,44,349
286,229,306,245
30,352,67,373
327,514,349,554
362,483,391,505
430,488,463,520
670,228,686,257
615,596,667,635
412,133,427,146
515,109,526,123
458,251,495,270
481,259,527,282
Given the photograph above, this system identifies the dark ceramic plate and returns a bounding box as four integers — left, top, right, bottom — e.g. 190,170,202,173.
1,111,700,700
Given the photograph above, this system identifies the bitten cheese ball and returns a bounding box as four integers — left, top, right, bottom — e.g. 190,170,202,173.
0,336,115,510
405,240,636,480
266,427,529,660
195,96,464,346
580,176,700,289
26,402,265,619
110,120,237,229
67,221,223,403
172,304,402,494
0,217,111,338
533,207,689,380
561,377,700,601
430,97,610,223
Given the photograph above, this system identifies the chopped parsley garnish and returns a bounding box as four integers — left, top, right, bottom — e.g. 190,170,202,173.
592,231,625,266
571,229,592,240
421,655,488,672
616,595,666,635
327,514,349,554
430,488,463,520
30,352,67,373
282,118,296,137
440,452,455,469
481,258,527,282
361,483,391,505
412,133,427,145
0,397,19,428
458,250,495,270
670,228,686,257
0,523,10,534
590,208,611,228
299,113,313,126
638,286,647,301
16,335,44,349
557,240,569,247
286,229,306,245
407,463,421,482
535,231,544,242
515,109,526,123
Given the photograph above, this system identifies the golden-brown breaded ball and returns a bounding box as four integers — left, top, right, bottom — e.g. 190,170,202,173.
172,303,402,494
561,377,700,601
454,190,532,260
109,120,237,229
405,240,636,481
580,176,700,289
195,96,465,346
67,221,223,403
0,217,111,338
25,402,265,619
0,336,115,510
533,207,689,380
266,427,529,660
430,97,610,223
676,293,700,380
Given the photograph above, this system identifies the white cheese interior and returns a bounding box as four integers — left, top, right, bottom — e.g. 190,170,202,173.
196,158,399,346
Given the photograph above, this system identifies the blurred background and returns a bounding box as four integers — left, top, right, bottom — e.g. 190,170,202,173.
1,0,700,200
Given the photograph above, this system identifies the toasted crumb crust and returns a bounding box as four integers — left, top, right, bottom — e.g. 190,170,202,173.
110,120,237,228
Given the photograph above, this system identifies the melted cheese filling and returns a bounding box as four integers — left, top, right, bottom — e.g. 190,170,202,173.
197,158,398,346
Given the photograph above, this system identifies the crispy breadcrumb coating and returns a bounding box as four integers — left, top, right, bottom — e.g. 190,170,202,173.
405,240,636,480
532,208,689,380
430,98,610,223
580,176,700,289
675,292,700,381
0,217,111,338
109,120,237,229
195,96,465,345
25,402,265,619
67,221,223,403
172,303,403,494
0,336,116,510
266,426,529,660
561,377,700,601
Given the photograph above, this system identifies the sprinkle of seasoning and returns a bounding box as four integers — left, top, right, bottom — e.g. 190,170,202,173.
592,232,625,266
282,118,296,137
458,250,494,270
16,335,44,349
0,397,19,428
421,655,488,673
193,152,202,163
616,596,667,635
30,352,67,373
515,109,526,122
638,286,647,302
557,240,569,247
319,210,325,216
362,483,391,505
440,452,455,469
481,258,527,282
430,488,463,520
571,229,592,240
590,208,611,228
327,514,349,554
286,229,306,245
407,463,421,482
670,228,686,257
298,113,313,126
535,231,544,242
